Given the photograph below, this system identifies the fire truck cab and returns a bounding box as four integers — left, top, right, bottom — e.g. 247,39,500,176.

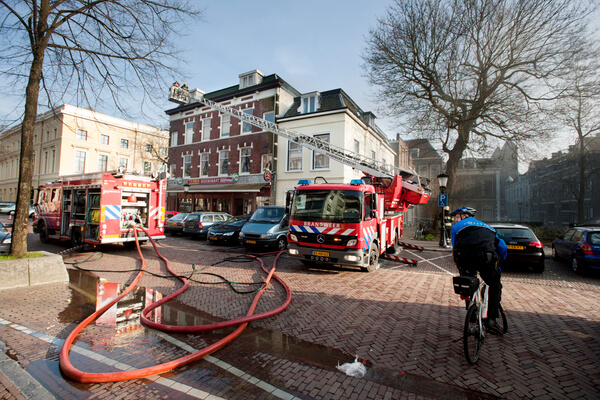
33,170,166,247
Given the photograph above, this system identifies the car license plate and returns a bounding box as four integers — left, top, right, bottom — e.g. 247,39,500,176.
246,240,256,244
187,225,194,229
507,245,524,250
311,250,330,257
209,236,217,241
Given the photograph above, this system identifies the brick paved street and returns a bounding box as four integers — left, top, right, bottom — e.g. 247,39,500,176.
1,219,599,399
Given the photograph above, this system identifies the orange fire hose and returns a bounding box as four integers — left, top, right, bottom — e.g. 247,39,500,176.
59,226,291,383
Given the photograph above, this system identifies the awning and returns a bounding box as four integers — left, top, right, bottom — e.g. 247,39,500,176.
169,183,268,193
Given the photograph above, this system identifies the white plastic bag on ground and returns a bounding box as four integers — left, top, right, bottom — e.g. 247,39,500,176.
336,356,367,378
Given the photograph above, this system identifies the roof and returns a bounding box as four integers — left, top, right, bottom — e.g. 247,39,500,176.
279,88,391,144
165,74,300,116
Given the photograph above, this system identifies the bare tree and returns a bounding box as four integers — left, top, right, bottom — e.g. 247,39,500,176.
551,56,600,224
0,0,200,257
363,0,597,193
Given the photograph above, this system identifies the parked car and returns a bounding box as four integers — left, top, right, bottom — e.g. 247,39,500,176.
165,210,180,220
491,223,545,273
207,215,251,245
239,206,288,251
164,213,189,236
552,226,600,274
8,205,36,219
183,212,232,239
0,203,16,214
0,220,11,254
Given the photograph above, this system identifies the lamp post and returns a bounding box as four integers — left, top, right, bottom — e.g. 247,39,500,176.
183,183,190,212
437,173,450,248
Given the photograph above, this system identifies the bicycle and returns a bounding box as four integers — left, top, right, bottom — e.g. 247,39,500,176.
453,274,508,364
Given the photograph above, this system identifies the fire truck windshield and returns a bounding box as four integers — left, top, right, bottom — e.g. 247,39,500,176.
291,189,362,223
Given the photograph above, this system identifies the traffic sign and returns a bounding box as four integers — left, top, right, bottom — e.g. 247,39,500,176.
438,193,448,207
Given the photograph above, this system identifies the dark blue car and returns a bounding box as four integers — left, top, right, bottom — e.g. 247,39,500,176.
552,226,600,274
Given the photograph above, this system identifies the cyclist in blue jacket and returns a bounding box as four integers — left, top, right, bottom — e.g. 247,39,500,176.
451,207,507,333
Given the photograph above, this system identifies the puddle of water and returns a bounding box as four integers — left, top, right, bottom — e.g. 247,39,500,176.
63,269,357,370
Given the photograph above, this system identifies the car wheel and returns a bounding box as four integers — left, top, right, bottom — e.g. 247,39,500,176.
572,257,582,274
276,236,287,251
552,246,558,261
362,243,380,272
38,221,49,243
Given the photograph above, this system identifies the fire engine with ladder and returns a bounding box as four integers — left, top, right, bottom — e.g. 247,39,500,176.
33,170,166,247
169,86,430,271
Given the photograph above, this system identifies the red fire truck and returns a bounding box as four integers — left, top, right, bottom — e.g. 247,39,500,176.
169,87,431,271
33,170,166,247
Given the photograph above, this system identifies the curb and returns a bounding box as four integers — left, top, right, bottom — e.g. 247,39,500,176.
0,349,57,400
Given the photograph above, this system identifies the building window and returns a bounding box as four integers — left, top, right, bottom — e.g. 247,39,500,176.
418,165,428,177
43,151,49,174
74,150,86,173
220,115,230,137
240,147,251,174
183,154,192,177
169,164,176,177
76,129,87,141
171,131,178,146
45,130,50,142
242,109,253,134
144,161,152,173
100,134,109,145
264,111,275,123
288,141,302,171
300,93,320,114
202,118,211,141
219,150,229,175
53,128,57,139
200,152,209,176
97,154,108,171
145,144,152,153
313,133,330,169
185,121,194,144
51,149,56,172
160,147,167,157
120,138,129,149
353,140,360,155
118,157,128,169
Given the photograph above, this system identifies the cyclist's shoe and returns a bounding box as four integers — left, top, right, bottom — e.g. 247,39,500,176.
485,318,503,335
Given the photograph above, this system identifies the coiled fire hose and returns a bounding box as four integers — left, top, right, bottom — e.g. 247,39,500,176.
59,226,292,383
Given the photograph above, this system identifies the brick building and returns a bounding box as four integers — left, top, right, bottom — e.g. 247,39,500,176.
165,70,299,215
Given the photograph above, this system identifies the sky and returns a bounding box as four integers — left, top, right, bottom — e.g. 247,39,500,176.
0,0,586,170
174,0,396,133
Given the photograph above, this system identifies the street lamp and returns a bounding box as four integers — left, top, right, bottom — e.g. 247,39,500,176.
437,173,450,248
183,183,190,212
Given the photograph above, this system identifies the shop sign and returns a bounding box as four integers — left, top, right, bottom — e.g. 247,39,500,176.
188,177,234,185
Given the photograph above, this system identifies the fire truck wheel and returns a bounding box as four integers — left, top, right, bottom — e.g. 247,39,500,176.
386,230,401,254
362,243,380,272
38,221,49,243
71,230,82,248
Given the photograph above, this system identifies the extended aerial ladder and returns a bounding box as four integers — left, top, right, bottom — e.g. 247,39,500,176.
169,86,430,212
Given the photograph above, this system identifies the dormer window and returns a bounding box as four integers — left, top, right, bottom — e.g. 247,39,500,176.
299,92,320,114
239,69,264,89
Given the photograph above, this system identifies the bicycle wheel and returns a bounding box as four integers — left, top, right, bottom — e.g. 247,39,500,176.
497,304,508,334
464,305,484,364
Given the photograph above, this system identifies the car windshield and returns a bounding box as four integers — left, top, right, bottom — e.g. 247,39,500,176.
223,216,249,227
495,227,536,240
588,232,600,245
250,208,285,223
291,189,362,223
170,213,188,221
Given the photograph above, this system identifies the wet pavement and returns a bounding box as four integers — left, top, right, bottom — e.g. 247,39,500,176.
1,220,600,399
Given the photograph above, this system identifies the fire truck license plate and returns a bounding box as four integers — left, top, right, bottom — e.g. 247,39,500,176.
311,251,330,257
507,245,524,250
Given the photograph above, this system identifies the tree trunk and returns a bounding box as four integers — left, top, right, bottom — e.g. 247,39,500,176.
444,127,470,195
10,53,45,257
